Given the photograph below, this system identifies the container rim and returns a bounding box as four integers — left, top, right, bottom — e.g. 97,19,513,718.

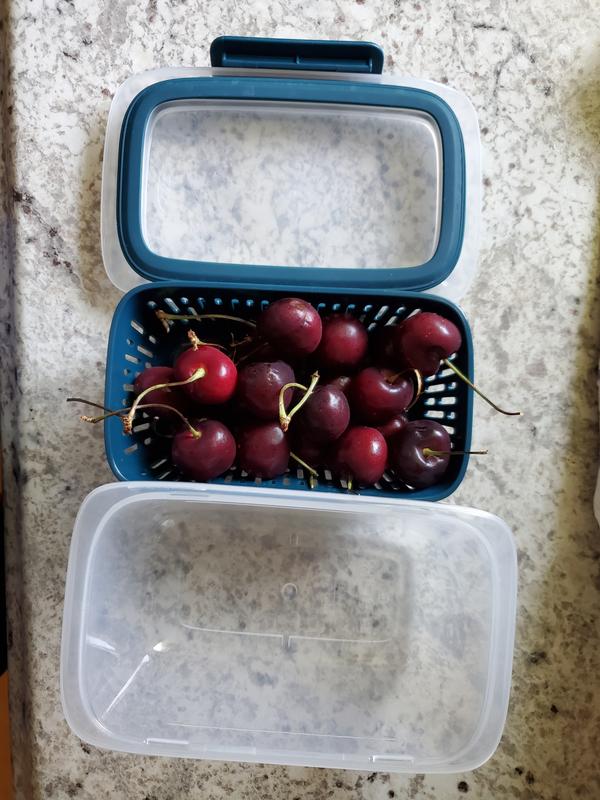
61,482,517,772
100,66,481,301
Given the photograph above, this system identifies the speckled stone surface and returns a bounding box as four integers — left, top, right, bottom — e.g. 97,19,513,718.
1,1,599,798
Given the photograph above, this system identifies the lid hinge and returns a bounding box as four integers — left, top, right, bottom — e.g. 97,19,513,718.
210,36,384,75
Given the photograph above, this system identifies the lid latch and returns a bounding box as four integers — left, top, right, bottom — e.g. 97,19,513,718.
210,36,384,74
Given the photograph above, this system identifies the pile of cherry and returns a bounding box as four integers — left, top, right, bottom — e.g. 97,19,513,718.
75,298,519,491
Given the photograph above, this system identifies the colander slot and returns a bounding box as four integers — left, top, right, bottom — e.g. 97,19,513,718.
164,298,180,313
425,409,444,419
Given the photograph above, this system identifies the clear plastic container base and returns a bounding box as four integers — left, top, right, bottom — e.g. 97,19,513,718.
61,483,517,772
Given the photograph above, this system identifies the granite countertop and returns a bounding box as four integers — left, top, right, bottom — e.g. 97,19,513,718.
1,1,599,799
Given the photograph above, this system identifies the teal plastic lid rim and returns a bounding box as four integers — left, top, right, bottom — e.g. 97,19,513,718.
116,76,466,292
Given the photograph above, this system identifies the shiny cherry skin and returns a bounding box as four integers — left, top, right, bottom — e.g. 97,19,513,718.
295,385,350,444
325,375,352,395
316,314,368,372
392,312,462,377
332,426,388,486
237,361,295,421
174,345,237,405
376,413,408,440
237,422,290,479
389,419,451,488
133,366,188,422
257,298,322,358
171,420,236,481
349,367,414,424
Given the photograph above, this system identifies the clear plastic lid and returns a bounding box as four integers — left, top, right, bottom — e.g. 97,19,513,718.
102,68,481,300
143,100,441,270
61,483,516,772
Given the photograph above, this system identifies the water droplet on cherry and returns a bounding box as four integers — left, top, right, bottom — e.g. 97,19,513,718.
237,360,295,421
257,298,322,358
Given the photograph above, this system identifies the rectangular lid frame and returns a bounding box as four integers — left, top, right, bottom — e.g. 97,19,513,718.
115,45,466,292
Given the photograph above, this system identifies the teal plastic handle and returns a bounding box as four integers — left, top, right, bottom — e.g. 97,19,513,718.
210,36,384,74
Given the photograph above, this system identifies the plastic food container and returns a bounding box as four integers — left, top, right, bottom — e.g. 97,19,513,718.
100,35,481,501
61,483,516,772
61,37,517,773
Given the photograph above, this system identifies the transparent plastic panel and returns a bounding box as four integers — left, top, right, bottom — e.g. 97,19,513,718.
62,486,516,771
142,101,442,270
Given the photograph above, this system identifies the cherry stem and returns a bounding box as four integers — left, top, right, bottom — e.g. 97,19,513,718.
184,328,228,352
289,451,318,478
156,310,256,333
385,371,404,383
70,396,133,420
230,334,253,348
124,368,206,433
279,372,319,432
66,397,111,413
442,358,521,416
234,340,270,366
384,369,423,411
188,330,201,350
423,448,489,457
277,382,307,425
77,400,201,438
406,369,424,411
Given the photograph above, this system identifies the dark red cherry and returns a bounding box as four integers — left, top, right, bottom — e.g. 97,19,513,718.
294,385,350,444
376,413,408,440
349,367,414,424
171,419,236,481
290,434,328,469
238,422,290,479
325,375,352,395
133,366,188,422
332,426,388,486
392,312,462,377
316,314,368,372
389,419,451,488
236,361,295,420
257,298,322,358
174,345,237,405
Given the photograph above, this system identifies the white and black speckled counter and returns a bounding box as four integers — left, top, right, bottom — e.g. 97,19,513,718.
0,2,599,799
